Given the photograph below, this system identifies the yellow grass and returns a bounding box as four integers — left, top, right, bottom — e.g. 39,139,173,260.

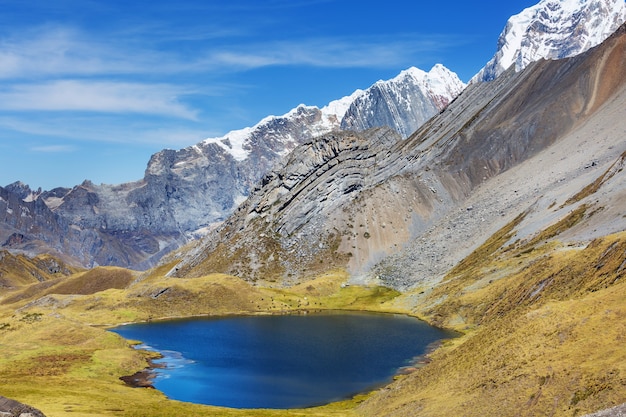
358,231,626,417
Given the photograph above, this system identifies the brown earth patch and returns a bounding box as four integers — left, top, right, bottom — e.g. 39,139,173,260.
47,267,135,295
2,353,91,378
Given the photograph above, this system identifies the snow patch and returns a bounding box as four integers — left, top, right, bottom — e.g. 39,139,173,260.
204,125,255,162
234,194,247,207
321,89,365,120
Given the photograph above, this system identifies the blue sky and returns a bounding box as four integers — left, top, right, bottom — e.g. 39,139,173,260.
0,0,537,190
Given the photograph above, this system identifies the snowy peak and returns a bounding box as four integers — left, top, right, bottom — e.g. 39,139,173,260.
423,64,467,108
385,64,465,98
472,0,626,82
340,64,466,138
321,89,366,121
202,91,365,162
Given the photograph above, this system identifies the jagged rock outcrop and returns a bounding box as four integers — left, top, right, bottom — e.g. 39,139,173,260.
169,23,626,290
167,127,403,282
0,184,67,256
472,0,626,82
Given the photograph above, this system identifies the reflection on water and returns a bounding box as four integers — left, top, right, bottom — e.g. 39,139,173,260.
112,311,454,409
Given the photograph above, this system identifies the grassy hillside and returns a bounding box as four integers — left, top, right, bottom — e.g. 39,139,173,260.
1,194,625,417
0,251,77,288
359,226,626,417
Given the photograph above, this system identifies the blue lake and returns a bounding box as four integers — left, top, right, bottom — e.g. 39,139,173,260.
111,311,453,409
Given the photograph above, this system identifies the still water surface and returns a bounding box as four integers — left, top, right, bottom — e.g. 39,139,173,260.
112,311,453,409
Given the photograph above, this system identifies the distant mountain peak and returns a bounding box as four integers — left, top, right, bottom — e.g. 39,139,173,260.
472,0,626,82
340,64,465,138
4,181,42,202
201,90,365,163
200,64,464,162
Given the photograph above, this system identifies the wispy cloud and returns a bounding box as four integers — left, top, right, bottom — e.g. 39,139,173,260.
0,80,198,119
30,144,76,153
0,115,212,147
206,34,459,70
0,25,458,78
0,27,144,79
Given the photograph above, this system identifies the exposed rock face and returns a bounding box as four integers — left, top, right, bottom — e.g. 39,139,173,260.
167,127,403,282
472,0,626,82
341,65,466,138
169,23,626,291
0,184,67,255
583,403,626,417
0,396,46,417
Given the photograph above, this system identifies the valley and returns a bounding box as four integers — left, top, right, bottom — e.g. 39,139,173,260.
1,1,626,416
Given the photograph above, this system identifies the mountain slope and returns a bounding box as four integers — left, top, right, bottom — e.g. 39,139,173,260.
162,23,626,416
1,24,625,417
472,0,626,82
168,23,626,290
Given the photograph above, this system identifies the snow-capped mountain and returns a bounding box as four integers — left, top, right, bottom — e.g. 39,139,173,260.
200,63,463,162
341,65,466,138
7,0,623,271
202,90,364,162
472,0,626,82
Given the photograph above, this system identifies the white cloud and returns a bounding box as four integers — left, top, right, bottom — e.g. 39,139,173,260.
206,35,457,70
0,80,198,119
30,144,76,153
0,25,457,78
0,27,143,79
0,115,211,147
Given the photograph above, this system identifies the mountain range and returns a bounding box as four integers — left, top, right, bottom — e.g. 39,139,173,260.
2,1,626,416
0,0,625,274
0,62,465,269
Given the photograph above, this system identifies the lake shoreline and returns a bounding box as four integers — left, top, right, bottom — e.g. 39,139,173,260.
112,311,456,409
120,351,166,389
